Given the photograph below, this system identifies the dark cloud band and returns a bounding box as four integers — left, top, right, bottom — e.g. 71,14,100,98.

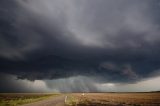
0,0,160,87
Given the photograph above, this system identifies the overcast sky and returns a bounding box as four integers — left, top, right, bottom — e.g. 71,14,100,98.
0,0,160,92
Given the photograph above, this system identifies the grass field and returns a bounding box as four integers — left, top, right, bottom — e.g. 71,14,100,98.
0,93,60,106
66,93,160,106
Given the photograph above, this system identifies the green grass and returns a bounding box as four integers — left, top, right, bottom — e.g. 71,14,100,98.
65,95,90,106
65,96,79,106
0,93,60,106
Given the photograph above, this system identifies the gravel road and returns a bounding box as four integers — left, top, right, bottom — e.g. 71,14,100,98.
20,95,66,106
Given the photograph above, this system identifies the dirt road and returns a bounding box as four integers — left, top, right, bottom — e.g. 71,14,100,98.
20,95,66,106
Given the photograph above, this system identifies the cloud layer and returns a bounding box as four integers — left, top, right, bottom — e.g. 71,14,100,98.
0,0,160,92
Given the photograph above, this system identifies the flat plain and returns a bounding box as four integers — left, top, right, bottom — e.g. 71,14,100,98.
66,93,160,106
0,92,160,106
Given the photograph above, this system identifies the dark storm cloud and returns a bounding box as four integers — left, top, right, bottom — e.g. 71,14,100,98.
0,73,50,93
1,0,160,87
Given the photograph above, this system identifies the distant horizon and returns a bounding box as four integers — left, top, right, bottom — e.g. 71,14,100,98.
0,91,160,93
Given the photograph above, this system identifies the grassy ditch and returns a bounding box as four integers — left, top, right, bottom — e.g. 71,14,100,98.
0,93,60,106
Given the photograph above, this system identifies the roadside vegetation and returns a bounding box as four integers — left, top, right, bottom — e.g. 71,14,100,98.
0,93,60,106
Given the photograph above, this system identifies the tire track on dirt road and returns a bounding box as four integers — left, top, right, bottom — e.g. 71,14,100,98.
20,95,66,106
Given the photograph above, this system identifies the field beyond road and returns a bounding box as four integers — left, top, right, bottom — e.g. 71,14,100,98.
66,93,160,106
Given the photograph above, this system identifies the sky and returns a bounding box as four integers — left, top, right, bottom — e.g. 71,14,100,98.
0,0,160,92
